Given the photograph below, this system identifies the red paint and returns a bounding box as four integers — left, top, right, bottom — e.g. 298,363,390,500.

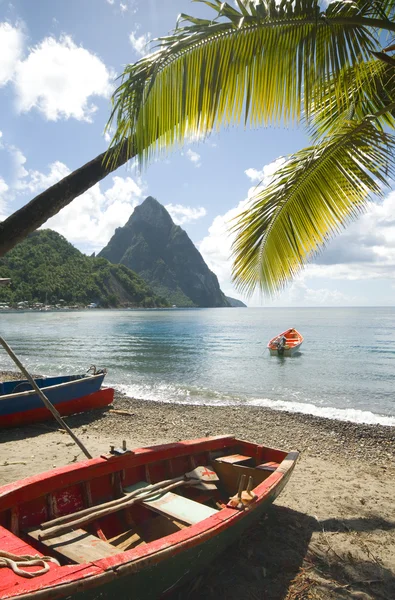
0,388,114,428
199,467,215,478
53,484,85,518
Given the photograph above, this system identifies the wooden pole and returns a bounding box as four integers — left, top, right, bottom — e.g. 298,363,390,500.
0,336,92,459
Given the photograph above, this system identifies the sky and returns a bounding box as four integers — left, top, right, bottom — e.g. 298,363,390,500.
1,0,395,307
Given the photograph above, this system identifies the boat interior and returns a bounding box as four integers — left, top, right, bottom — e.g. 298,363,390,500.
269,329,302,349
0,437,288,567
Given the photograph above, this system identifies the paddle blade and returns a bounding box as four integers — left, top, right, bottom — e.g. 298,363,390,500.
186,466,219,483
191,481,218,491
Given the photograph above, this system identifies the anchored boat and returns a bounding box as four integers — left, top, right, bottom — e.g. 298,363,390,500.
267,328,303,356
0,435,298,600
0,371,113,428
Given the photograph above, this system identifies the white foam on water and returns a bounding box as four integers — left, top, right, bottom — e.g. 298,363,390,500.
247,398,395,427
114,383,395,427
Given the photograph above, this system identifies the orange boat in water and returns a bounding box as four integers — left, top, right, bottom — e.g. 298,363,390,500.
267,328,303,356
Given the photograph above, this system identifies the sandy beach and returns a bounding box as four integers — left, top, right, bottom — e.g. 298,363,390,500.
0,372,394,599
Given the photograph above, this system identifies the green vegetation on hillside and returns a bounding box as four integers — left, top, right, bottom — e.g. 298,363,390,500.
0,230,170,308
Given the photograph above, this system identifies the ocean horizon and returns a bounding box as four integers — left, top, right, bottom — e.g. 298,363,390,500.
1,307,394,427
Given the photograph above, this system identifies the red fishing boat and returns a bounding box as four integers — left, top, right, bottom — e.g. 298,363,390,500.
0,435,298,599
267,328,304,356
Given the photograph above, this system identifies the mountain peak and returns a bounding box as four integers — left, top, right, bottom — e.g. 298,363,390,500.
99,198,230,308
127,196,173,231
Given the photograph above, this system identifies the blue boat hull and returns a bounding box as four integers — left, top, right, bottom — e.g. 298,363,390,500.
0,374,105,417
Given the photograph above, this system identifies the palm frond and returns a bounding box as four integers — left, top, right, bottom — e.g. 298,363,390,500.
309,58,395,137
231,117,395,295
107,0,379,167
363,0,395,20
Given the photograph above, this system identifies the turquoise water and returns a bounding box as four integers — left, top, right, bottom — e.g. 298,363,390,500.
1,307,394,425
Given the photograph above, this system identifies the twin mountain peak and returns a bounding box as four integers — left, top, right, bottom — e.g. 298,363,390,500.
98,197,245,308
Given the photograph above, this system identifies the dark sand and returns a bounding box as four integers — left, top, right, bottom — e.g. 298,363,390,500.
1,372,394,599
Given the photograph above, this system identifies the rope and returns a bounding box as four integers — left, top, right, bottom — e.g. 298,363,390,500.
0,550,59,578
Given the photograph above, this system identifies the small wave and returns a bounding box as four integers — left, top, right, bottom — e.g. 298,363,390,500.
114,383,395,427
247,398,395,426
114,382,234,405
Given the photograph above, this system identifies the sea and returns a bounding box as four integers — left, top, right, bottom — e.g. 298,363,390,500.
1,307,394,426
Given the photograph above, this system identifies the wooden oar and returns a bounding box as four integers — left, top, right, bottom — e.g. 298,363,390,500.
41,466,219,531
39,466,219,540
40,476,185,530
39,479,196,540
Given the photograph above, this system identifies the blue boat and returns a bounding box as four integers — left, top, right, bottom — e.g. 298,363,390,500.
0,372,113,427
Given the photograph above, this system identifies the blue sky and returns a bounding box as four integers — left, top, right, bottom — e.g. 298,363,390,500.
1,0,395,306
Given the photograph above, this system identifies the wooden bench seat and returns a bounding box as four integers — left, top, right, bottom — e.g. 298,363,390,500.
124,482,218,526
256,461,280,472
28,527,121,564
214,454,254,466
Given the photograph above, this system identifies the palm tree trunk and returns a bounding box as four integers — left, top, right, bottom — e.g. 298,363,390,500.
0,141,132,257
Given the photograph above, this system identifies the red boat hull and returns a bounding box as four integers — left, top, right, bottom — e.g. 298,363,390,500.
0,436,298,600
0,387,114,428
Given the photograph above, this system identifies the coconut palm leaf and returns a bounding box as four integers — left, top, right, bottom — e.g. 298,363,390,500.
310,58,395,137
231,117,395,295
350,0,395,20
368,0,395,20
107,0,383,166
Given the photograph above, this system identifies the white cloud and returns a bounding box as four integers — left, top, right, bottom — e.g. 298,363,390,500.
10,146,28,182
129,29,151,57
0,177,8,194
306,191,395,281
108,0,137,13
186,149,201,167
199,200,245,297
0,176,9,219
46,175,144,252
104,174,142,204
15,160,70,193
0,23,23,87
165,204,206,226
244,167,263,182
14,35,114,121
245,158,286,183
285,280,357,306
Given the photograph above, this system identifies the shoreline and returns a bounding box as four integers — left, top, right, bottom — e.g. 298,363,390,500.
101,390,395,465
1,372,394,599
0,370,394,464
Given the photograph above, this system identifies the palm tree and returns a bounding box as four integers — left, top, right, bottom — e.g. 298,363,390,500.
2,0,395,296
